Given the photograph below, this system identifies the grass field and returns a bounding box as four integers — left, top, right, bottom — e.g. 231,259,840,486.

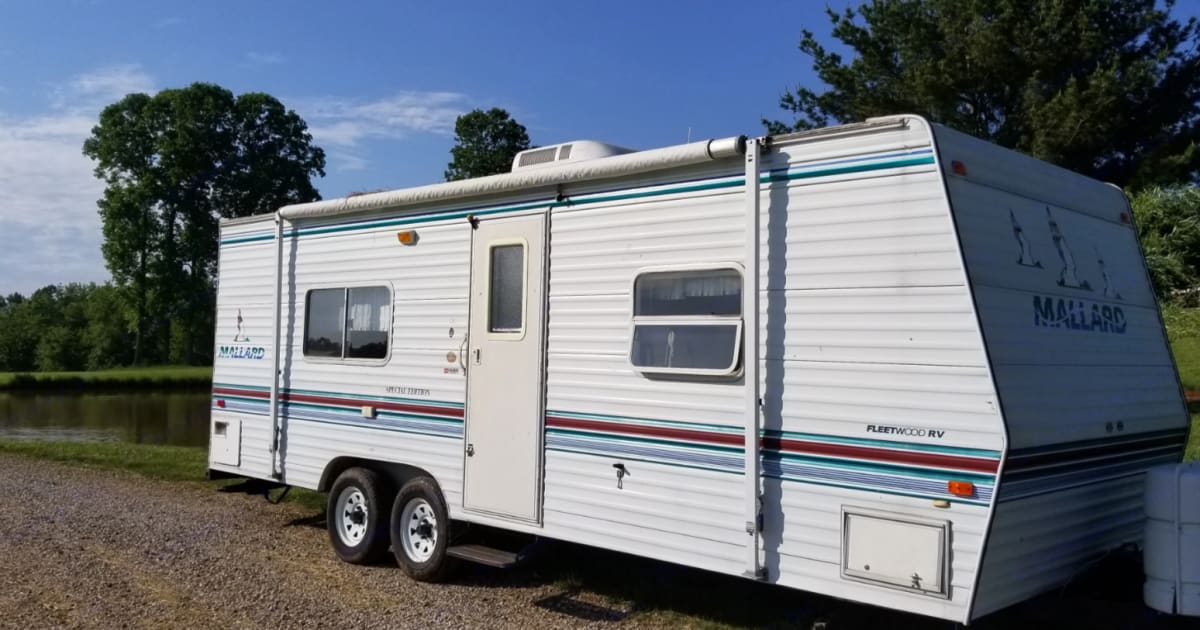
0,439,323,511
1163,304,1200,391
0,365,212,390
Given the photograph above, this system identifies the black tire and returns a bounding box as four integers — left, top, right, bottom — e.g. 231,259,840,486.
327,467,393,565
391,476,458,582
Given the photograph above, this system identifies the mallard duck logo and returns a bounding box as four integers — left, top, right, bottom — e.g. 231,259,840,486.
233,309,251,342
1046,207,1091,290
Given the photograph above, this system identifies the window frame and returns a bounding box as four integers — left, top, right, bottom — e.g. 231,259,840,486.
302,282,394,366
483,237,529,341
627,263,745,377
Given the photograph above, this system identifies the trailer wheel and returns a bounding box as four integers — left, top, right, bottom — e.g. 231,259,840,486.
391,476,457,582
327,467,393,564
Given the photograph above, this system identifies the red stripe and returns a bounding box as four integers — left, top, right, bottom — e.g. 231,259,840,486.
547,416,998,474
762,436,998,474
213,387,463,419
547,416,744,447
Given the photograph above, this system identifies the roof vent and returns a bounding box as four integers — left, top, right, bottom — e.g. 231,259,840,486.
516,147,558,168
512,140,635,172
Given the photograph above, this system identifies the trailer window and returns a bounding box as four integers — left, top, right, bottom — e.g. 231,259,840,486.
630,268,742,375
303,286,391,362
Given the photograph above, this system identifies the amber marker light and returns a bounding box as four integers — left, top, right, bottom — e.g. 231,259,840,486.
397,230,417,245
947,480,975,497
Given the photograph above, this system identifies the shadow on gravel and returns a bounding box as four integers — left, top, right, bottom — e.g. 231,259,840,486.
265,502,1195,629
437,539,1197,629
284,512,327,530
532,590,630,623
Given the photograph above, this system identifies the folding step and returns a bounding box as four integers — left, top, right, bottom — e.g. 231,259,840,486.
446,544,521,569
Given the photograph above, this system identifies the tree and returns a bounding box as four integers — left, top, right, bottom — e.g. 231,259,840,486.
768,0,1200,189
445,108,531,181
1130,186,1200,298
83,83,326,364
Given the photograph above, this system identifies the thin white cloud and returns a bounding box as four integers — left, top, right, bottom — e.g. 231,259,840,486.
0,65,158,293
0,70,475,292
297,91,468,171
301,91,467,147
328,151,368,172
50,64,157,112
244,51,285,67
0,113,108,293
154,16,183,28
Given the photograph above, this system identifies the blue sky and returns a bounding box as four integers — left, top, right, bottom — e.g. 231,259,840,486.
16,2,1199,294
0,0,858,293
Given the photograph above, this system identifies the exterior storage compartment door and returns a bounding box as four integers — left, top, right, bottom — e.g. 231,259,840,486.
842,508,949,597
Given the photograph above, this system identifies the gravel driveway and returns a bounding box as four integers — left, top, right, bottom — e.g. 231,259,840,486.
0,455,645,630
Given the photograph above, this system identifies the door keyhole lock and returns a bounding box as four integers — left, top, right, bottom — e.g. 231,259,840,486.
613,462,628,489
466,443,475,457
473,348,482,365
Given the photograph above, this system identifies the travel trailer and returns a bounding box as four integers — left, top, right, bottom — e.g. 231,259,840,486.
207,115,1189,623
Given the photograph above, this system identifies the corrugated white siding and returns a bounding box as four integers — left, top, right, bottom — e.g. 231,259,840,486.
935,125,1189,619
210,215,473,497
213,119,1016,624
972,476,1146,617
210,217,277,478
544,118,1002,623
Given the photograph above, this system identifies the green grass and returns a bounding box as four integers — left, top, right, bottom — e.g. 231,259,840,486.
0,439,324,510
0,365,211,390
1164,305,1200,391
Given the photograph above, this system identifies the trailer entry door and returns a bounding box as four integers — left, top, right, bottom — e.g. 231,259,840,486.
463,212,547,522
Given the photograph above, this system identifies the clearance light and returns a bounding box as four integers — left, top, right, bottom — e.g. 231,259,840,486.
947,480,975,497
951,160,967,176
397,230,418,245
216,399,226,408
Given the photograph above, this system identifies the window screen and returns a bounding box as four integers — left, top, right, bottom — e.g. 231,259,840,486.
630,268,742,374
303,286,391,361
346,287,391,359
304,289,346,357
489,244,524,333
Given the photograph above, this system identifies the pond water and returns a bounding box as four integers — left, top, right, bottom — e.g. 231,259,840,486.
0,390,211,446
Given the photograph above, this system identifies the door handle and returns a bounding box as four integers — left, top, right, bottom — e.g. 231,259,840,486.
466,443,475,457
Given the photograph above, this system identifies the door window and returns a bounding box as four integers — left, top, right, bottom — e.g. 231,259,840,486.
488,243,525,333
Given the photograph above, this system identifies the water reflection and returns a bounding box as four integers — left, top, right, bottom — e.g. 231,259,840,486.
0,391,211,446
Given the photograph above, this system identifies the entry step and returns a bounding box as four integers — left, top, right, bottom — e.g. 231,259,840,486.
447,544,521,568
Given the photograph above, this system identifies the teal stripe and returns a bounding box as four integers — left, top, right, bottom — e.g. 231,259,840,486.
546,446,734,476
548,427,744,454
765,155,935,183
546,446,985,505
288,415,459,439
548,409,743,434
221,154,935,245
765,429,1001,459
552,409,999,459
283,400,463,424
768,451,994,483
213,383,463,409
549,427,994,481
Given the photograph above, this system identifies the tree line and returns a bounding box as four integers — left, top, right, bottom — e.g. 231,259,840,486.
2,0,1198,373
0,284,129,372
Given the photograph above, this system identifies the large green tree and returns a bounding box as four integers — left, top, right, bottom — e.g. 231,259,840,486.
444,108,531,181
768,0,1200,189
83,83,325,364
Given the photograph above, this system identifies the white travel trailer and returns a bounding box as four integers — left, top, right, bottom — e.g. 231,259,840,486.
207,115,1189,623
